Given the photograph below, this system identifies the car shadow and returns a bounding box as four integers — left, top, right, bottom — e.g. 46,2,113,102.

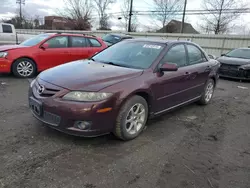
40,102,200,146
219,77,250,83
0,73,12,78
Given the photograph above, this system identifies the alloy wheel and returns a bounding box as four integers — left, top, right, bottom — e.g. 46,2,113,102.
17,61,34,77
205,82,214,102
125,103,146,135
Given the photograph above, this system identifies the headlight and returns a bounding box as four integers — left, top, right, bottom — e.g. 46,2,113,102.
239,64,250,69
0,51,8,58
30,79,36,87
63,91,113,102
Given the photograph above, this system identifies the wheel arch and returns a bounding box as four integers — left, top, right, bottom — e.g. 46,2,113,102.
118,89,154,116
11,56,37,73
209,75,217,86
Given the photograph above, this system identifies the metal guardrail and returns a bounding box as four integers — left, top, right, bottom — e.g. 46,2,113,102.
2,29,250,56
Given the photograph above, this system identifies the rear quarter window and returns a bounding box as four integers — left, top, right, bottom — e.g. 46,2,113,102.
89,38,102,47
2,24,13,33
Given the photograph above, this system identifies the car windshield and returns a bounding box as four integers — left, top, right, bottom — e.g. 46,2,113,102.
226,48,250,59
102,34,121,44
20,34,51,46
92,41,165,69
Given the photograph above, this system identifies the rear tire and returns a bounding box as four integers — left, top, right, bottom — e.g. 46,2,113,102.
198,79,215,105
12,58,36,78
114,95,148,141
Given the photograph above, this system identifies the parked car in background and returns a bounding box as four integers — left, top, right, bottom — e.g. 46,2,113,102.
0,32,107,77
102,33,133,46
217,48,250,80
0,22,35,45
29,39,220,140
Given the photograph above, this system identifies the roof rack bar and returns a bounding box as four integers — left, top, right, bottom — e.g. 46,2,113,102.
44,31,96,37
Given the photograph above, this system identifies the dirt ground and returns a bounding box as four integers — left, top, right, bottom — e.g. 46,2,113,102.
0,74,249,188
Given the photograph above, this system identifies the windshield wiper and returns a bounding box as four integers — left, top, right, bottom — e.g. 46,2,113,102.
104,62,130,68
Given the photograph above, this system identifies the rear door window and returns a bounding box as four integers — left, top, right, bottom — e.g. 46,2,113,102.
186,44,207,65
88,38,102,47
71,36,89,47
2,24,13,33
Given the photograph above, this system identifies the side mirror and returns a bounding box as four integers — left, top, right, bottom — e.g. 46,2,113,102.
159,63,178,72
40,43,49,50
208,54,215,59
221,53,225,56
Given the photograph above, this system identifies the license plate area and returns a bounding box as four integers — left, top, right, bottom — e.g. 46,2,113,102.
29,97,43,116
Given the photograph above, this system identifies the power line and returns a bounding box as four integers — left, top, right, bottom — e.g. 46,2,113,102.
128,8,250,13
135,11,250,16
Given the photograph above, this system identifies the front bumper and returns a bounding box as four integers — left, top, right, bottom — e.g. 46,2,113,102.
28,81,118,137
0,58,11,73
218,65,250,80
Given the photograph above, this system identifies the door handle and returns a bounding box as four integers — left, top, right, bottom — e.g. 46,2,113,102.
205,65,212,72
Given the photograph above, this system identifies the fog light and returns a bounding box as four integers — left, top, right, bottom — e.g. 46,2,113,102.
74,121,91,130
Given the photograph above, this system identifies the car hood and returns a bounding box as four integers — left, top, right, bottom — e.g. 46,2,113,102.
217,56,250,65
0,45,28,51
38,60,143,91
103,41,113,46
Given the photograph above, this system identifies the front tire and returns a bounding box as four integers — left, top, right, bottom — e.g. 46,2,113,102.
12,58,36,78
198,79,215,105
114,95,148,141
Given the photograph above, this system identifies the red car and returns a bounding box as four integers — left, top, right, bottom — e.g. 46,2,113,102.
0,33,107,78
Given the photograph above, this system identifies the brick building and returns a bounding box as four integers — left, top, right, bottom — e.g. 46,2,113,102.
44,16,75,30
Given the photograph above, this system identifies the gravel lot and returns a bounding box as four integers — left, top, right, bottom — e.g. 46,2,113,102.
0,74,250,188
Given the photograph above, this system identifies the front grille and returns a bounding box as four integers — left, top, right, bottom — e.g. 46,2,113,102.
220,63,239,70
32,110,61,126
43,111,61,126
34,80,61,97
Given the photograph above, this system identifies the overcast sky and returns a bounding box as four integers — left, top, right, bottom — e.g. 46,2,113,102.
0,0,250,33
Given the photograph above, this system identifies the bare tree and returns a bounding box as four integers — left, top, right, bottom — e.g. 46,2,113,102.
130,21,138,31
33,15,40,29
231,24,250,35
152,0,183,29
61,0,92,30
120,0,138,31
93,0,116,30
3,9,35,29
200,0,246,34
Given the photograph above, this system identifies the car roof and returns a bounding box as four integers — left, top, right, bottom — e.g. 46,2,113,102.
124,38,196,45
235,48,250,50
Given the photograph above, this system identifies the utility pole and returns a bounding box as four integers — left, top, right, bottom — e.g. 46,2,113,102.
128,0,133,32
16,0,25,28
180,0,187,33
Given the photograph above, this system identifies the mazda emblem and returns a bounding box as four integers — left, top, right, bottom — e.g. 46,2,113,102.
37,85,45,94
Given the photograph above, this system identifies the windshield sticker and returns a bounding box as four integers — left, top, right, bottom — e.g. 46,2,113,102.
143,44,162,49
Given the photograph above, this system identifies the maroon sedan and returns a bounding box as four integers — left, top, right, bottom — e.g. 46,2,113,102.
29,39,220,140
